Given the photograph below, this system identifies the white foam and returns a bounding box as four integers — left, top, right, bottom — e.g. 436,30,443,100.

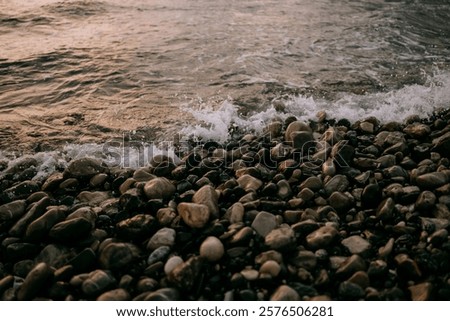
180,71,450,142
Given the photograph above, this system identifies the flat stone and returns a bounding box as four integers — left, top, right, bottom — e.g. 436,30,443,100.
177,202,210,228
192,185,220,219
306,225,338,250
251,211,277,237
341,235,371,256
237,174,263,192
264,226,296,251
64,158,106,179
226,202,245,224
143,177,176,200
49,217,92,242
416,172,449,190
147,228,176,250
199,236,224,262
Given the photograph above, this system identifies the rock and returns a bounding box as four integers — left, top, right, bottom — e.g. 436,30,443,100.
328,191,353,213
144,288,180,301
433,203,450,219
237,174,263,192
143,177,176,200
415,191,437,211
97,288,130,301
1,180,40,203
291,131,314,148
68,248,96,273
306,225,338,250
416,172,448,190
17,262,53,300
177,203,210,229
81,269,116,297
25,207,66,241
285,121,312,142
331,140,355,167
0,200,27,223
66,207,97,228
395,254,422,280
270,285,300,301
156,207,177,226
264,121,283,138
264,226,296,251
240,268,259,281
146,246,170,267
255,250,284,265
133,168,156,182
192,185,219,218
226,202,245,224
35,244,73,268
428,229,448,246
167,256,204,291
347,271,370,289
277,180,292,199
432,131,450,158
361,183,382,208
408,282,433,301
335,255,366,278
64,158,106,179
9,197,51,237
77,191,110,206
199,236,224,262
164,256,184,275
99,242,140,270
341,235,371,256
324,175,349,196
116,214,157,241
291,250,317,271
376,197,395,221
89,173,109,187
338,281,365,300
251,211,277,237
367,259,388,279
147,228,176,251
299,176,323,192
259,260,281,277
49,217,92,242
404,123,431,138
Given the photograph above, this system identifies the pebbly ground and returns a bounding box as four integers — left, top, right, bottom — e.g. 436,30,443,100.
1,109,450,301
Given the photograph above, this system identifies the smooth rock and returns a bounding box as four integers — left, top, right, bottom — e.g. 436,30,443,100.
416,172,448,190
116,214,157,241
143,177,176,200
409,282,433,301
164,256,184,275
264,226,296,251
299,176,322,192
335,255,367,278
341,235,371,256
259,260,281,277
77,191,110,206
306,225,338,250
237,174,263,192
9,196,50,237
49,217,92,242
199,236,224,262
0,200,27,222
328,191,353,213
251,211,277,237
64,158,106,179
192,185,220,218
81,270,116,297
147,246,171,266
177,203,210,229
167,256,204,291
338,281,365,300
291,250,317,271
25,207,66,241
99,242,140,270
324,174,349,196
226,202,245,224
17,262,53,300
285,121,312,142
415,191,437,211
376,197,395,221
147,228,176,251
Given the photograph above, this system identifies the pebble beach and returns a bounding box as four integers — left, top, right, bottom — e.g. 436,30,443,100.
1,109,450,301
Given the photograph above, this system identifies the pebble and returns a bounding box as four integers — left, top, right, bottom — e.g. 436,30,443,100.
199,236,225,262
147,246,171,265
97,288,130,301
416,172,449,190
259,260,281,277
0,200,27,223
237,174,263,192
306,225,339,250
264,226,296,251
167,256,204,291
164,256,184,275
81,270,116,297
408,282,433,301
25,207,66,242
270,285,300,301
49,217,93,242
341,235,371,256
324,174,349,196
9,196,51,237
143,177,176,200
251,211,277,237
415,190,437,211
116,214,157,241
192,185,220,218
99,242,140,270
335,255,367,278
338,281,365,300
64,158,106,179
17,262,53,300
177,202,210,228
226,202,245,223
147,228,176,250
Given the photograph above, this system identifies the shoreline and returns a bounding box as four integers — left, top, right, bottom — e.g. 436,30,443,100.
1,109,450,300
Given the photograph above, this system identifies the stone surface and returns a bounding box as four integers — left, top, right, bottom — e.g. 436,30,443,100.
192,185,220,218
199,236,225,262
306,225,339,250
99,242,141,270
251,211,277,237
270,285,300,301
341,235,371,256
167,256,204,291
177,203,210,229
143,177,176,200
237,174,263,192
64,158,106,179
49,217,93,242
81,270,116,297
147,228,176,251
264,226,296,251
17,262,53,300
